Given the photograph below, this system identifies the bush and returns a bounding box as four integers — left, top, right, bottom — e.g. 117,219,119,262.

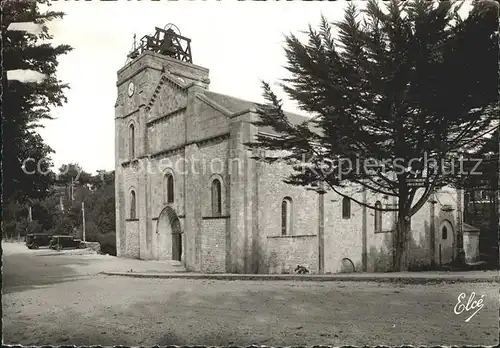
46,214,73,235
27,221,43,234
294,265,310,274
3,221,17,239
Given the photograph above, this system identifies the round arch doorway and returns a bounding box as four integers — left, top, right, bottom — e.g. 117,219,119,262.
156,206,183,261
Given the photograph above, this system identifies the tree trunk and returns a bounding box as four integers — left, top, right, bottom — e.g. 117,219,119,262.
393,214,411,272
472,193,478,225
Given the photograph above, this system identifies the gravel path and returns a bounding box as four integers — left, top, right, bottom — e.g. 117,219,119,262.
3,242,498,346
3,277,498,346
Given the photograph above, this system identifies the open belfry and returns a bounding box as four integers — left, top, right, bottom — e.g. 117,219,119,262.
115,24,478,273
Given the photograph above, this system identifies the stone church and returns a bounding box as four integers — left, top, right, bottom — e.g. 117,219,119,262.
115,26,480,273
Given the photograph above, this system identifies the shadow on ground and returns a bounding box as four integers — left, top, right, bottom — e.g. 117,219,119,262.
2,251,95,294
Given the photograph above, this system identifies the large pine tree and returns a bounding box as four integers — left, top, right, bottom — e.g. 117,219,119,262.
462,128,499,266
249,0,498,271
2,0,72,206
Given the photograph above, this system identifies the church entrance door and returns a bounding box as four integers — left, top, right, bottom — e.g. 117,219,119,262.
171,218,182,261
436,220,455,265
156,206,183,261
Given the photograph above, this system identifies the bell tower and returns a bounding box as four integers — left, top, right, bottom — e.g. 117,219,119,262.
115,24,209,258
115,23,210,163
126,23,193,64
121,24,209,89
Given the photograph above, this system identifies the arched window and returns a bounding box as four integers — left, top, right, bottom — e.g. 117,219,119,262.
281,197,293,236
130,190,137,219
374,201,382,232
342,197,351,219
164,174,174,204
129,124,135,158
442,226,448,240
211,179,222,216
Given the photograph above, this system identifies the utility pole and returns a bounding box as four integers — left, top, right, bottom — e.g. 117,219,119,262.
22,204,33,241
82,201,86,242
68,178,71,201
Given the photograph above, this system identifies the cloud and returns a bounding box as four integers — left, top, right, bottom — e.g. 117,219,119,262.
7,22,44,35
7,69,47,83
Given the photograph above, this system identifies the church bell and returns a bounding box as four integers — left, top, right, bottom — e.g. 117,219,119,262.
161,31,177,56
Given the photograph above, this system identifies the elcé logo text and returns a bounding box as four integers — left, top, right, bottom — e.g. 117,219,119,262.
453,292,485,322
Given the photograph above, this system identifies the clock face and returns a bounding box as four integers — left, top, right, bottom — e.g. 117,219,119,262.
127,82,135,97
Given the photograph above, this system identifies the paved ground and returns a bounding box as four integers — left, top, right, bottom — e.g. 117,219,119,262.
2,242,499,346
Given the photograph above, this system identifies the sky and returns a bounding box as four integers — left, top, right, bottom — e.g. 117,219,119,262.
39,1,349,174
38,1,473,174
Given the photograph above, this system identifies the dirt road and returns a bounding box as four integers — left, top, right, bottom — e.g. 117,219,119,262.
3,243,498,346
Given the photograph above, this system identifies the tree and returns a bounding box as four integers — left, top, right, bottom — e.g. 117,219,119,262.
462,128,499,266
51,168,116,253
2,200,28,239
461,128,498,193
80,171,116,237
75,170,116,254
2,0,72,205
30,194,60,231
249,0,498,271
56,163,92,185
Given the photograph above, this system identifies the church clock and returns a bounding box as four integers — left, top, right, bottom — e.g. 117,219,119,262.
127,81,135,97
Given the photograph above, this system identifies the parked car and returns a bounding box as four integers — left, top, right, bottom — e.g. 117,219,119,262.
25,233,51,249
49,235,84,251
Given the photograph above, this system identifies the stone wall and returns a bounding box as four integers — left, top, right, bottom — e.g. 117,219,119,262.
256,158,318,273
408,199,433,270
324,187,365,273
125,220,140,258
148,109,186,154
117,164,141,257
190,96,230,143
267,235,318,274
364,193,395,272
149,153,186,218
201,218,228,273
199,140,230,218
228,113,259,273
